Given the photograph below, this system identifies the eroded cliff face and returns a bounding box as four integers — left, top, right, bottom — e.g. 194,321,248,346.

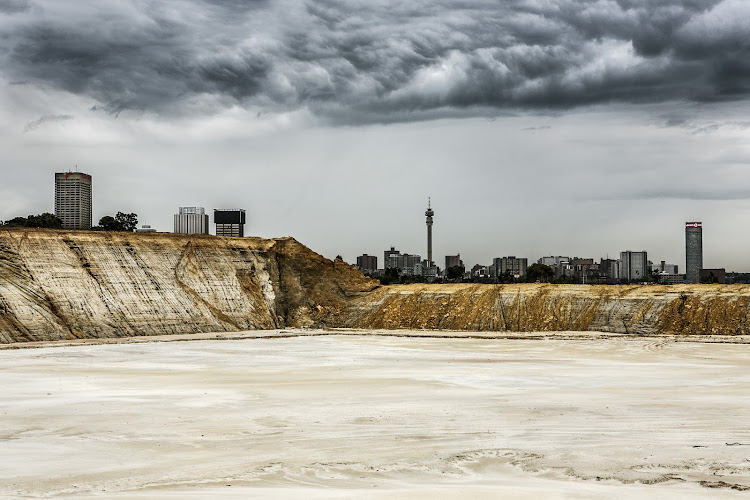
0,229,377,343
2,228,750,343
342,283,750,335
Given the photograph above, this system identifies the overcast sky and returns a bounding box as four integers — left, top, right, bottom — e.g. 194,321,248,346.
2,0,750,270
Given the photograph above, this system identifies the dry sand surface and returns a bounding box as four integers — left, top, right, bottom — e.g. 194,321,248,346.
1,331,750,498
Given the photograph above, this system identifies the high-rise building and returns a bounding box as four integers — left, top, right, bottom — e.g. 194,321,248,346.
424,198,435,268
492,256,528,278
174,207,209,234
652,261,679,275
599,258,620,281
384,247,401,269
445,254,463,270
620,251,649,282
54,171,92,230
382,247,422,275
398,253,422,276
214,209,246,237
685,222,703,284
356,254,377,273
538,256,571,278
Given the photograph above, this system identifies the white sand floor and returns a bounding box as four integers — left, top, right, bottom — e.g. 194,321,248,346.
1,332,749,498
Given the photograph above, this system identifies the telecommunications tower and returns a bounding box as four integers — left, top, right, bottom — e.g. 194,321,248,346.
425,198,434,267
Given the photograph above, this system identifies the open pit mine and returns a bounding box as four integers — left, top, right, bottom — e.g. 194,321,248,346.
2,228,750,343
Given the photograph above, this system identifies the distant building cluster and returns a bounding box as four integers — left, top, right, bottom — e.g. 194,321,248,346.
51,171,249,238
172,207,247,237
354,201,725,284
18,174,732,283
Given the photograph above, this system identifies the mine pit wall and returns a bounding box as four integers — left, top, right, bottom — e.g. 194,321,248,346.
343,284,750,336
0,229,377,343
2,228,750,343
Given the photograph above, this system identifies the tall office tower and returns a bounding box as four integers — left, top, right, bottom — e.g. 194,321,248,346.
356,254,377,273
174,207,209,234
384,247,401,269
619,250,649,282
54,171,92,230
493,256,529,278
685,222,703,283
425,198,434,267
214,209,246,237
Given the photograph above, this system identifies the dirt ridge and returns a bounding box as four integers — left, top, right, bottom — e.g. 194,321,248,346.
2,228,750,343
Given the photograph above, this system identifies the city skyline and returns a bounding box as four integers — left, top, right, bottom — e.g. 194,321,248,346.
1,1,749,270
0,170,732,275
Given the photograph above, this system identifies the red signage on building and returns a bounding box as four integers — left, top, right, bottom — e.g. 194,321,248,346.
685,222,702,228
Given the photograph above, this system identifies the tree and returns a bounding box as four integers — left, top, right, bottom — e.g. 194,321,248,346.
525,263,555,282
97,212,138,231
446,265,465,280
497,271,515,284
115,212,138,232
700,272,718,284
2,213,62,228
377,267,400,285
26,213,62,228
3,216,30,227
98,215,120,231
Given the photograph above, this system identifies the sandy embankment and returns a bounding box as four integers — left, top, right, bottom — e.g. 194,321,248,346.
1,332,749,498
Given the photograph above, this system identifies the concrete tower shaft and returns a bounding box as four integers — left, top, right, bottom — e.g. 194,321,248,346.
425,198,434,267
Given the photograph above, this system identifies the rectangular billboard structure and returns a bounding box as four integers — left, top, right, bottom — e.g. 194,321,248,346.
214,209,246,237
214,209,246,225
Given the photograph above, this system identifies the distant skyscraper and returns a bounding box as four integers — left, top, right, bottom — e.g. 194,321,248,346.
425,199,434,267
384,247,401,270
620,251,649,282
492,256,528,278
174,207,209,234
214,209,246,237
356,254,377,273
685,222,703,283
54,171,92,230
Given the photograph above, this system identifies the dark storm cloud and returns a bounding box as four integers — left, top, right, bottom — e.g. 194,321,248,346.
2,0,749,122
22,113,73,132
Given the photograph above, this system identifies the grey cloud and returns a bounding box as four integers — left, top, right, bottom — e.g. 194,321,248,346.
2,0,749,123
0,0,30,14
691,121,750,134
22,113,73,132
603,188,750,201
655,114,750,133
655,113,690,128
